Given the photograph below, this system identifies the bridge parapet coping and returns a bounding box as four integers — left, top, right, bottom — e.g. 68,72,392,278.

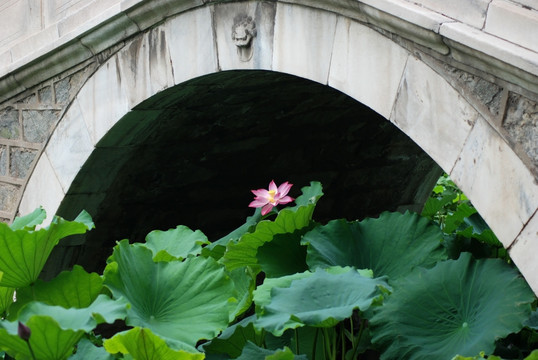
0,0,537,102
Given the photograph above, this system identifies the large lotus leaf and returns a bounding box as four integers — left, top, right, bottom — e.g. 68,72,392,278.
17,294,128,330
10,207,46,231
104,240,235,347
255,268,388,336
253,267,373,315
370,253,535,359
144,225,209,262
104,327,204,360
229,267,255,321
257,229,309,278
236,341,308,360
0,286,14,315
0,317,84,360
524,309,538,330
69,338,114,360
1,295,125,358
201,315,264,358
221,182,323,273
221,208,314,274
301,212,446,281
8,265,103,319
0,211,94,288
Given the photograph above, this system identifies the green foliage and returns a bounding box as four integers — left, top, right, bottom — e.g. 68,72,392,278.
301,212,446,281
0,209,94,288
0,179,535,359
104,327,204,359
371,253,534,359
254,268,388,336
104,240,235,349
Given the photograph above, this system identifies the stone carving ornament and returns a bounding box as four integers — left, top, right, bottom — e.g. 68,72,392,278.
232,14,256,62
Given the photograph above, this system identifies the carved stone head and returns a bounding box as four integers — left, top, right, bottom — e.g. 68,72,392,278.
232,15,257,48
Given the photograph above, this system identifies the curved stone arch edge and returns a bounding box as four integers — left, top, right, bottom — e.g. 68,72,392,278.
17,4,538,294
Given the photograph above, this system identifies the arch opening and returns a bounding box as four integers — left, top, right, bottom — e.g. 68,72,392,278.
47,70,441,275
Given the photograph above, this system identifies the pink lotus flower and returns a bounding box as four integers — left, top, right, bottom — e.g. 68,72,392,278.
249,180,294,215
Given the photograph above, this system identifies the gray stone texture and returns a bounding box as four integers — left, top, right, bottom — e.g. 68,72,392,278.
16,93,37,104
54,78,70,105
0,146,7,176
38,86,53,103
10,147,37,178
503,93,538,167
0,183,20,212
0,107,20,139
442,64,504,117
22,109,60,143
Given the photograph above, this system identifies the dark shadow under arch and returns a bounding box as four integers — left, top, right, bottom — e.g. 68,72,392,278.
49,70,441,275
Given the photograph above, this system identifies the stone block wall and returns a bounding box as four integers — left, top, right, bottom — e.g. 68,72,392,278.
0,62,97,221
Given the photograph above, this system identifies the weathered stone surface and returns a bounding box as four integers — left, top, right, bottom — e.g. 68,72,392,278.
54,78,71,105
0,107,20,139
77,61,130,145
503,92,538,167
116,25,175,108
451,117,538,247
166,7,217,85
439,63,504,117
509,211,538,294
22,110,60,143
329,17,409,119
390,56,478,173
485,0,538,53
45,100,94,192
273,3,337,84
19,152,64,225
10,147,37,178
0,145,7,176
0,182,20,212
38,86,52,103
408,0,490,28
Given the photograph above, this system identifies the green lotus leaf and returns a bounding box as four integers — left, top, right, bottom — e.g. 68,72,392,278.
203,208,263,258
421,192,457,218
0,210,94,288
0,286,14,315
291,181,324,209
0,296,125,357
104,327,204,360
69,338,114,360
301,211,446,281
9,265,103,319
221,182,323,273
255,268,388,336
201,315,264,358
257,229,309,278
229,267,255,321
370,253,535,359
104,240,235,347
10,207,46,231
144,225,209,262
17,294,127,330
236,341,308,360
524,309,538,330
525,350,538,360
253,267,372,316
0,316,84,360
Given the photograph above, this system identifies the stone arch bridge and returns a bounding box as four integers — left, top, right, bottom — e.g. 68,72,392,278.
0,0,537,293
